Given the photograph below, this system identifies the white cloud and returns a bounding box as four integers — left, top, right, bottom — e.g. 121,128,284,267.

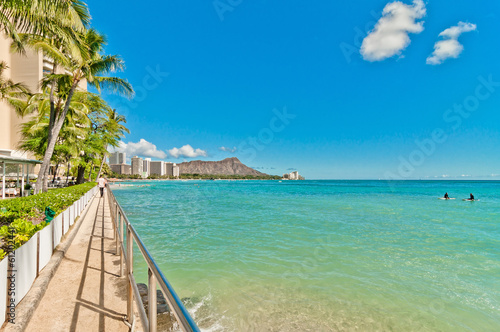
168,145,207,158
219,146,237,153
361,0,426,61
426,22,476,65
112,139,167,159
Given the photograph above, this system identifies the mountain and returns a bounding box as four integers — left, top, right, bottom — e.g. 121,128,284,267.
178,157,266,176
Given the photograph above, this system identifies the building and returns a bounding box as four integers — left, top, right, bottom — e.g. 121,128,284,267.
283,171,300,180
109,152,126,165
1,35,45,155
173,164,180,178
0,34,86,162
143,158,151,177
165,162,174,176
110,164,131,175
150,161,164,176
131,156,144,176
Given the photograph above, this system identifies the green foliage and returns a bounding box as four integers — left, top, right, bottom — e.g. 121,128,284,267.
0,210,19,225
0,219,47,251
0,182,95,217
0,183,96,256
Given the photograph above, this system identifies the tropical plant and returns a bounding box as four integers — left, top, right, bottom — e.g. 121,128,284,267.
1,2,132,193
95,109,129,180
19,89,90,182
0,0,90,49
33,28,133,193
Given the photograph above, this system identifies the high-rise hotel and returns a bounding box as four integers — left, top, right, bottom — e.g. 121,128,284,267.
0,34,86,158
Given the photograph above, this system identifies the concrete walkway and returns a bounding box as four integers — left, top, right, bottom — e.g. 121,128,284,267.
22,192,129,331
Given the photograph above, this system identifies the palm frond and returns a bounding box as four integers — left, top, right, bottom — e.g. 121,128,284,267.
90,76,134,98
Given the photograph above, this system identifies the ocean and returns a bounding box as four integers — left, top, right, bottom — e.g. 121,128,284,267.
112,180,500,331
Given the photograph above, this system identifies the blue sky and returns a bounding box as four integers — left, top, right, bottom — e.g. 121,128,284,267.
86,0,500,179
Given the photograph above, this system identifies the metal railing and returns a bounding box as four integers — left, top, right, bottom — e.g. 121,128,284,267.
107,186,200,332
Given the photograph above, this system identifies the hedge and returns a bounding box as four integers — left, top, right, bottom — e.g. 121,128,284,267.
0,182,96,258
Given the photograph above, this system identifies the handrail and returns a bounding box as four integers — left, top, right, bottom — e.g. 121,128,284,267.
107,185,200,332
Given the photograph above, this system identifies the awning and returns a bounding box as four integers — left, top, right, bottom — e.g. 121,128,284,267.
0,155,42,164
1,155,41,199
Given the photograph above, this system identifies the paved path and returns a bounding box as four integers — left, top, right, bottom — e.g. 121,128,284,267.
24,192,129,332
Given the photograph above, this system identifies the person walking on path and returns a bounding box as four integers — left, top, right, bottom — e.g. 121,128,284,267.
98,176,107,197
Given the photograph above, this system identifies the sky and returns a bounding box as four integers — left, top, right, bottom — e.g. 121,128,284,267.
85,0,500,180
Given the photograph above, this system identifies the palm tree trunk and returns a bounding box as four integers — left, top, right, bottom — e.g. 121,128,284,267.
66,162,70,184
87,161,94,182
52,163,59,183
96,149,107,181
76,166,85,184
35,81,78,193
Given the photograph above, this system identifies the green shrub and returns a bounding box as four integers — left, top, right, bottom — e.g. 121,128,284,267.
0,182,96,255
0,219,47,251
0,211,19,225
0,182,96,217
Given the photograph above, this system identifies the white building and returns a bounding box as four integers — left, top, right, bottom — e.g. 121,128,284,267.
131,156,143,176
143,158,151,177
109,152,126,165
173,164,180,178
283,171,300,180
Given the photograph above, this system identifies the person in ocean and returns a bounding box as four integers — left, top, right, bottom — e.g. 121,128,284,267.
444,193,449,199
470,193,475,200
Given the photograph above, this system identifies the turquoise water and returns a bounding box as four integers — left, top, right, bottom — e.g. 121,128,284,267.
113,180,500,331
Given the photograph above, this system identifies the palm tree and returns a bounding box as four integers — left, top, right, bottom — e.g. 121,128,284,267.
1,0,91,192
95,109,129,180
34,29,133,192
18,88,90,167
0,0,90,48
69,92,113,183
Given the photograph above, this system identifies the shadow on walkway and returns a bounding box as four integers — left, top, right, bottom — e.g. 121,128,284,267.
24,192,129,332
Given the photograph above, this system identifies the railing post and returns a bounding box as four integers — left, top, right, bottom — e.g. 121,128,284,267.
148,268,157,332
127,225,134,324
115,201,118,224
116,212,120,255
120,211,124,276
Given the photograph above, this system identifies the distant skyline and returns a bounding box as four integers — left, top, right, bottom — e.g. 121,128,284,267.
87,0,500,179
